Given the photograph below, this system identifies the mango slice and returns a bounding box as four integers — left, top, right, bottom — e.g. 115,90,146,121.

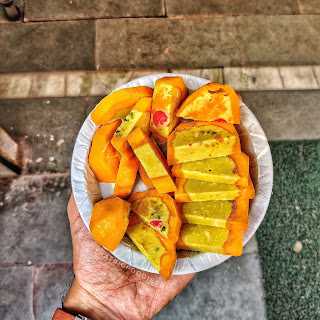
129,189,181,243
127,127,177,194
139,163,154,189
178,198,249,231
111,97,152,160
176,223,242,256
167,121,241,165
150,77,187,141
91,86,153,125
172,153,249,186
113,156,139,199
126,214,177,281
89,121,121,183
175,178,255,202
176,82,240,124
90,197,131,251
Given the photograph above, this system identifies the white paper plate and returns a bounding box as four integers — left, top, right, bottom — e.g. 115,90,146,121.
71,73,273,275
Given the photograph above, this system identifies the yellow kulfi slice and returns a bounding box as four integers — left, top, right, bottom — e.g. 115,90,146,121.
167,121,241,165
175,178,255,202
126,214,177,281
172,153,249,186
176,223,243,256
178,198,249,231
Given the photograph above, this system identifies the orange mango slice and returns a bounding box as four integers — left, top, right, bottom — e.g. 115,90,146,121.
91,86,153,125
126,214,177,281
90,197,131,251
176,223,243,256
111,97,152,160
129,189,181,243
127,128,177,194
172,153,249,186
175,177,255,202
89,121,121,183
150,77,187,141
177,82,240,124
167,121,241,165
139,163,154,189
178,198,249,231
113,156,139,199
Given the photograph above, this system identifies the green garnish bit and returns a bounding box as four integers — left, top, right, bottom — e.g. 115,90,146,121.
161,226,166,232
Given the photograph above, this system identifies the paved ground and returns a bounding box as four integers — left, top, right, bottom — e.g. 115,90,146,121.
0,1,320,319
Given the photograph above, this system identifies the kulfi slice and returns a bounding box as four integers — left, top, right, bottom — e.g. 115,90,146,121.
175,178,255,202
128,128,177,194
111,97,152,160
89,121,121,183
176,82,240,124
172,153,249,186
129,189,181,243
178,198,249,231
167,121,241,165
150,77,187,141
91,86,153,125
176,224,242,256
126,214,177,281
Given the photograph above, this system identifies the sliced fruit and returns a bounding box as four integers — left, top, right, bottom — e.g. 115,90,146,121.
139,163,154,189
150,77,187,141
167,121,241,165
176,82,240,124
175,178,255,202
91,86,153,125
129,189,181,243
172,153,249,186
127,127,177,194
89,121,121,183
126,214,177,281
176,223,243,256
113,156,139,199
111,97,152,160
178,198,249,231
90,196,131,251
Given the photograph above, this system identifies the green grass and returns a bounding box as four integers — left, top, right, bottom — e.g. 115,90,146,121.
256,140,320,320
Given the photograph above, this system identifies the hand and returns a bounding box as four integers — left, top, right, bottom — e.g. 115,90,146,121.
64,194,195,320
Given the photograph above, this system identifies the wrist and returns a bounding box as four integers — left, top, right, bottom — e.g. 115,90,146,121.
63,278,115,320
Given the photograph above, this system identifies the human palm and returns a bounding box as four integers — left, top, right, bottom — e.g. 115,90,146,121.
64,195,194,320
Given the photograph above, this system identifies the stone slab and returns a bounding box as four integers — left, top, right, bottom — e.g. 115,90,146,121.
314,66,320,86
25,0,164,21
298,0,320,14
0,266,35,320
0,175,73,264
0,97,87,174
240,90,320,141
34,264,74,319
0,21,95,73
29,73,66,98
171,68,223,83
223,67,283,90
279,66,318,89
166,0,300,15
0,74,32,99
154,254,266,320
96,17,241,70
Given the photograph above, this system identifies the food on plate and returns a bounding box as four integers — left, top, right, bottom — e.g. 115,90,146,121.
172,153,249,186
128,127,177,194
90,197,131,251
111,97,152,160
139,163,154,188
150,77,187,141
175,178,255,202
176,223,243,256
129,189,181,243
89,121,121,183
91,86,153,125
167,121,241,165
126,214,176,280
176,82,240,124
113,156,139,199
178,198,249,231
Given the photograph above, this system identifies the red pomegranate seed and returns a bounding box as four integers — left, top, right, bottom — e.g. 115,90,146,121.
150,220,162,228
153,111,168,127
